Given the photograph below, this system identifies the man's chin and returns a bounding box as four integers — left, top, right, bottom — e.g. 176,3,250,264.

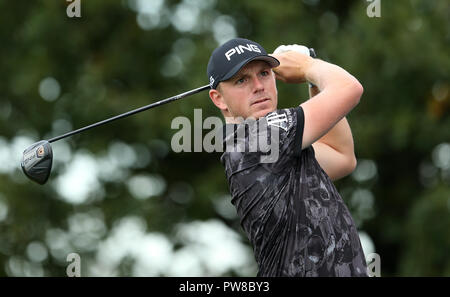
251,107,276,120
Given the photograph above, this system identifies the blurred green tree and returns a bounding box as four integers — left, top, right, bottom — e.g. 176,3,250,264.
0,0,448,276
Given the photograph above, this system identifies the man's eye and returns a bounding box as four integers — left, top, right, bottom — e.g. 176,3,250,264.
261,70,269,76
236,78,245,84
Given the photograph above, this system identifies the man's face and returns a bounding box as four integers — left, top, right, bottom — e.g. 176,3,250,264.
210,60,278,121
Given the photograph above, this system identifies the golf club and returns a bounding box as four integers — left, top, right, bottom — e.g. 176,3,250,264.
21,84,211,185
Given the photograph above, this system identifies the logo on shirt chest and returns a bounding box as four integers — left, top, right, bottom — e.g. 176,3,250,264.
266,111,291,131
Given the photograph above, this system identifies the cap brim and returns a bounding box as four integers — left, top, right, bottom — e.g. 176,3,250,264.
220,55,280,82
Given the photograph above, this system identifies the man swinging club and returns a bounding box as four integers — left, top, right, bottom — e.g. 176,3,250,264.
207,38,367,277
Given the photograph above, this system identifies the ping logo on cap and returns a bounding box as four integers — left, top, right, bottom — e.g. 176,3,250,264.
224,44,262,61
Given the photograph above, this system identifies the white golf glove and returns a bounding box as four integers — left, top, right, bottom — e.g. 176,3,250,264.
273,44,311,56
273,44,317,87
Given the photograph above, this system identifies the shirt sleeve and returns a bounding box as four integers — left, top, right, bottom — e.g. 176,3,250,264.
293,106,305,157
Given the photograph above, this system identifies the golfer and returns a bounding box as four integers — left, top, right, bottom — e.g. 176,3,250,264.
207,38,368,277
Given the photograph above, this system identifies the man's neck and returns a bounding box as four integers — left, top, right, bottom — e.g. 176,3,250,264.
224,116,245,124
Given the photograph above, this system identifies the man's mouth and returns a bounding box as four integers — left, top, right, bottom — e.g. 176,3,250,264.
251,98,270,105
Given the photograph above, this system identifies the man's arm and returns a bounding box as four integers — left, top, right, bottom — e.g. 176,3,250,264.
307,85,357,181
271,51,362,180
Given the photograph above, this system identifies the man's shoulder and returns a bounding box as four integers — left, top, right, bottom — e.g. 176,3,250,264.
222,107,300,134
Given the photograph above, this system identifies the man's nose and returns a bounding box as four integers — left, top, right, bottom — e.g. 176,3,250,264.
251,75,264,92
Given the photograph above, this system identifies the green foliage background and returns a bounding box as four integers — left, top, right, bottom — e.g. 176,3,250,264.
0,0,448,276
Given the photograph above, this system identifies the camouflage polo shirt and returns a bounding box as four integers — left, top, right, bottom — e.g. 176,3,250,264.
220,106,368,277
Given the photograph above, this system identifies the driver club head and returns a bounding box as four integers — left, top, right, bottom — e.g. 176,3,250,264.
21,140,53,185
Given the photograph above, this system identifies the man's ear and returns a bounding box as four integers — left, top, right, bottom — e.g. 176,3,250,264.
209,88,228,112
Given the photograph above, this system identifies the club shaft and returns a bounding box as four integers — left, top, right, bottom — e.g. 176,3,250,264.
47,84,210,143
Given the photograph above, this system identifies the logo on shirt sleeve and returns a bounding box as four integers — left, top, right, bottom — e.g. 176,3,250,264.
266,111,289,131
